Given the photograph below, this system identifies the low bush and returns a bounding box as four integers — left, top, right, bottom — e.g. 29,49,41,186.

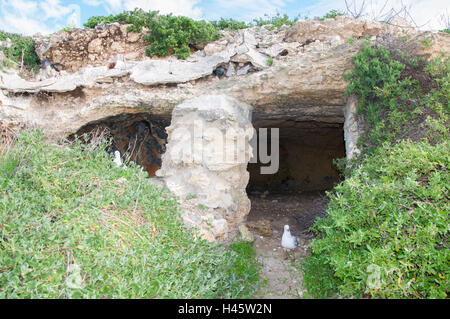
144,14,219,59
320,10,344,20
210,18,250,31
84,9,219,59
252,12,299,30
305,140,449,298
344,40,449,156
84,10,301,58
0,31,40,73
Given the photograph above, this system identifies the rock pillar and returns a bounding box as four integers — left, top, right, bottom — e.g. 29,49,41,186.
156,95,254,242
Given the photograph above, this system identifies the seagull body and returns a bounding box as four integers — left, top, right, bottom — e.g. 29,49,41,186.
281,225,298,250
113,150,122,167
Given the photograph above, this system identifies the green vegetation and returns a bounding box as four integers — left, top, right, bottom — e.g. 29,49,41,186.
421,37,433,48
211,18,250,31
0,31,40,73
252,12,299,30
347,37,356,44
85,9,220,59
83,8,157,31
59,27,78,33
303,39,449,298
0,130,260,298
440,29,450,34
320,9,344,20
144,14,219,59
344,41,448,155
266,58,273,66
84,9,301,59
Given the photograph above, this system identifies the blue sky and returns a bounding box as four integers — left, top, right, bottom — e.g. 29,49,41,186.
0,0,448,35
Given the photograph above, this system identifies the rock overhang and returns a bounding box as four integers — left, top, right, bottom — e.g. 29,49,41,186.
1,17,449,242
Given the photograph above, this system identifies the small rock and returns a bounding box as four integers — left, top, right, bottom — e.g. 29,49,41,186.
237,64,250,76
239,224,254,242
204,42,226,56
226,62,236,77
247,219,273,237
242,30,258,47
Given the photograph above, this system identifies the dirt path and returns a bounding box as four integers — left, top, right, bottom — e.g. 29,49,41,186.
247,191,329,299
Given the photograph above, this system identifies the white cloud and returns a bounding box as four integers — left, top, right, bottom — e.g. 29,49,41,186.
0,13,55,35
303,0,450,30
104,0,123,12
82,0,103,6
124,0,202,18
83,0,203,18
0,0,81,35
40,0,73,19
7,0,39,16
213,0,288,21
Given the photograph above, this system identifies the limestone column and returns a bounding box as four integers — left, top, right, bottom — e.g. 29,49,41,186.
156,95,254,242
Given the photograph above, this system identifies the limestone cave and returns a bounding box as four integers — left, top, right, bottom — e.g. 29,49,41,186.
72,113,170,177
247,119,345,193
246,118,346,260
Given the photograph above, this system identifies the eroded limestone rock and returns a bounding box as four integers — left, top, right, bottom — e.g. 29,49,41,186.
344,95,362,160
156,95,254,242
34,23,147,73
285,15,416,44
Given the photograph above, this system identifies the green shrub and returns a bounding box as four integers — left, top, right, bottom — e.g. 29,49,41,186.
344,41,449,155
421,38,433,48
0,31,40,73
84,9,157,31
144,14,220,59
439,29,450,34
211,18,250,31
83,10,304,58
266,58,273,66
320,10,344,20
59,27,77,33
302,254,341,298
307,140,449,298
252,12,299,30
84,9,219,59
0,130,260,298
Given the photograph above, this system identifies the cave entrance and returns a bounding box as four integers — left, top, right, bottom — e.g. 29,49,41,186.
248,120,346,194
246,119,346,240
72,113,170,177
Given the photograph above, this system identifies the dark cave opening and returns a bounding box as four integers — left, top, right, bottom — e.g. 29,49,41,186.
73,114,346,192
72,113,170,177
247,120,346,194
246,119,346,239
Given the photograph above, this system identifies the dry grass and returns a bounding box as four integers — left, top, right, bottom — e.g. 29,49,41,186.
0,122,17,157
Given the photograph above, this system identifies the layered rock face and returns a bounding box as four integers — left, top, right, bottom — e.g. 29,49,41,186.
1,17,449,241
156,95,254,242
35,23,147,73
1,17,448,139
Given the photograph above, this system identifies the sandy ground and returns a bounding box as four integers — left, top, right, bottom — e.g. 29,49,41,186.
247,191,330,299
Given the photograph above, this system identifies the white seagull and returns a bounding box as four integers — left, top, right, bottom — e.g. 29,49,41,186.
281,225,299,250
113,150,122,168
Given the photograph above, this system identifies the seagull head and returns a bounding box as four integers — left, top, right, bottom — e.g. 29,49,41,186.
284,225,290,232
